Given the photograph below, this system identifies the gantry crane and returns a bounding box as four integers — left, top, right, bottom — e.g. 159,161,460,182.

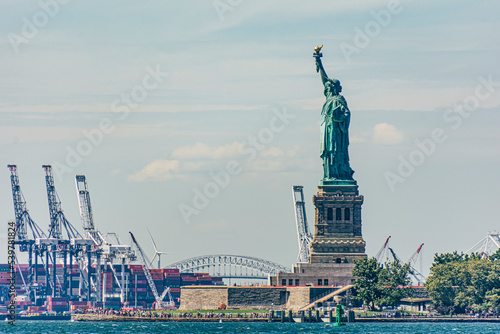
8,165,137,303
41,165,93,297
129,232,174,309
7,165,47,301
466,233,500,256
76,175,105,245
75,175,135,302
43,165,83,240
293,186,312,263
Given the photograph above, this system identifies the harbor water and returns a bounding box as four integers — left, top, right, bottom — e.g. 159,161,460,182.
2,321,500,334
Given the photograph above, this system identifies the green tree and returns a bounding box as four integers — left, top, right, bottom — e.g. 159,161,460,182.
425,262,458,313
431,251,466,267
490,249,500,261
352,257,384,310
379,260,413,307
352,257,412,310
426,252,500,314
483,288,500,313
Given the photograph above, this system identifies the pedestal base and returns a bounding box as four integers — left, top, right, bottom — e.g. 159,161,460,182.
272,262,356,287
309,181,367,264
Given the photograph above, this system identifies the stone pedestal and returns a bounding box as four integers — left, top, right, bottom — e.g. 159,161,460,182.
309,180,366,264
270,180,367,288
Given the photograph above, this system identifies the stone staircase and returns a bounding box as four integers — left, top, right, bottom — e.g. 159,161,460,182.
299,285,354,311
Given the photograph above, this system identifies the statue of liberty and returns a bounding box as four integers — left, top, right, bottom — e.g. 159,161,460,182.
314,46,355,181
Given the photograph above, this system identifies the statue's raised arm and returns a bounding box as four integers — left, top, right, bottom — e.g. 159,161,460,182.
313,45,354,182
313,45,329,86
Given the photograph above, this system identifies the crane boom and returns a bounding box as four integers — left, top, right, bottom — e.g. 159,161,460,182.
406,243,426,284
407,243,424,268
389,245,426,285
43,165,82,240
75,175,104,244
375,236,391,263
129,232,173,309
8,165,47,241
293,186,312,263
388,247,402,263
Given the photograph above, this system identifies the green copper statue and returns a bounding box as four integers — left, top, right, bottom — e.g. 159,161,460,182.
314,46,355,181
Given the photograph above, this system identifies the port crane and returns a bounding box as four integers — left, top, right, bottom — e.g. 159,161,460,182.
7,165,138,303
293,186,312,263
407,243,426,285
129,232,174,309
407,243,424,271
75,175,135,302
8,165,49,301
42,165,94,297
375,236,391,263
76,175,106,245
466,232,500,256
388,245,426,285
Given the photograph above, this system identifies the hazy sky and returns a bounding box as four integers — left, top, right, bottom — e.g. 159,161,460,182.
1,0,499,276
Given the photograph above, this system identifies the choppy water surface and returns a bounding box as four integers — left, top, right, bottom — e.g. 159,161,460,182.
2,320,500,334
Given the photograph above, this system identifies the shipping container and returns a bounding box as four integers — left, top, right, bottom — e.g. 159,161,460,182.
163,269,179,273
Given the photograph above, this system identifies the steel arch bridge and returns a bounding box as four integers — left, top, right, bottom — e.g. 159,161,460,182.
166,254,289,279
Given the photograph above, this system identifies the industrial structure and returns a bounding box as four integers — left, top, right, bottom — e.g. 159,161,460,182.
293,186,313,264
4,164,292,312
466,232,500,257
4,165,227,311
5,164,493,313
6,165,140,305
129,232,174,309
374,236,426,285
8,165,48,302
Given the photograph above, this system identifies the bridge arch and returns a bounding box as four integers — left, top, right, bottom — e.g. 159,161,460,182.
166,254,289,279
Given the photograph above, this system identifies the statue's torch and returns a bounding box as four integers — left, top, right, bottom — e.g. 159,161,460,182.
314,45,323,72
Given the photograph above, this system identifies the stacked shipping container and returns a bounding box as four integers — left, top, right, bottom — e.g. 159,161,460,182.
0,263,221,310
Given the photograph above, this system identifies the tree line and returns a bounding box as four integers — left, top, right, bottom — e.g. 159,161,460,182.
352,249,500,315
425,250,500,315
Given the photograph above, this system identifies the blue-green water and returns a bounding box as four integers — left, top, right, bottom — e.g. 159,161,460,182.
2,321,500,334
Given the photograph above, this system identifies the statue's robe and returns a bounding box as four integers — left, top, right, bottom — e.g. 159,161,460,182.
320,93,354,180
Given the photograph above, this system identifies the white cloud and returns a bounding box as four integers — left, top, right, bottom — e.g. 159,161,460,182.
248,160,284,172
128,159,180,182
182,161,210,172
261,147,284,157
285,146,300,158
171,142,241,160
372,123,405,145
